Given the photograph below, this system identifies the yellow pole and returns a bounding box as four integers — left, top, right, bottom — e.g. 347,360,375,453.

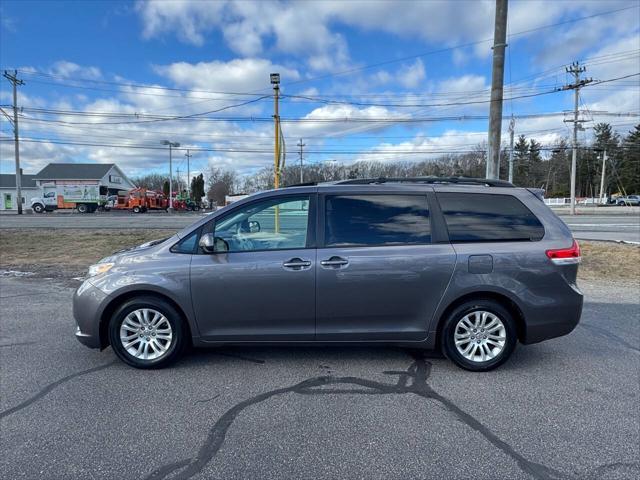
274,84,280,189
273,83,280,232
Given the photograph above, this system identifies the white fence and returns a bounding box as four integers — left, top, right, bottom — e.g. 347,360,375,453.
544,197,609,206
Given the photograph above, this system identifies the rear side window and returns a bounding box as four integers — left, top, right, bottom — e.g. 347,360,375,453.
437,193,544,242
324,194,430,247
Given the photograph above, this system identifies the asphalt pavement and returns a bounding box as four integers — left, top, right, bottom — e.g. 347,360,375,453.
0,277,638,480
559,213,640,243
1,209,639,243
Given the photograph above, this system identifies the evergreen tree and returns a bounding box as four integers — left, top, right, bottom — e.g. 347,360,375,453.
513,135,529,186
528,138,543,187
190,173,205,200
546,140,570,197
621,124,640,194
592,123,622,197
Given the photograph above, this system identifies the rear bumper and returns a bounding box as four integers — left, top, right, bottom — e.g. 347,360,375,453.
521,284,584,344
73,279,108,349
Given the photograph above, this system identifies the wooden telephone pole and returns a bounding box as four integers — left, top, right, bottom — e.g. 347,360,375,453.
561,62,592,215
486,0,508,180
3,70,24,214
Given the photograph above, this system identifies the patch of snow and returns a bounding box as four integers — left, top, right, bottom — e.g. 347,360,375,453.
0,270,35,277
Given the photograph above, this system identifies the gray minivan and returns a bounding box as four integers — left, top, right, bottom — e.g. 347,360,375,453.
74,177,583,371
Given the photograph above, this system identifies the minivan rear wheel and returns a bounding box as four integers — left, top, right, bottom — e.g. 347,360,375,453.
442,299,517,371
108,296,187,369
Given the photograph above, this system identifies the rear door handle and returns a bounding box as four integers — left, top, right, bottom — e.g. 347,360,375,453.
320,256,349,267
283,258,312,270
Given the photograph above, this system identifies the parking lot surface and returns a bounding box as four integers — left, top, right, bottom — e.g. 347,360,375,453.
1,277,638,480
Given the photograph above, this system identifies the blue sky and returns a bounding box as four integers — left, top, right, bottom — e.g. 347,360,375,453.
1,0,638,180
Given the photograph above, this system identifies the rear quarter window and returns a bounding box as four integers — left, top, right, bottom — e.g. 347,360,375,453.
437,192,544,242
324,194,430,247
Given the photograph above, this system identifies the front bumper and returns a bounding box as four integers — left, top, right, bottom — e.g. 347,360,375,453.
73,279,108,349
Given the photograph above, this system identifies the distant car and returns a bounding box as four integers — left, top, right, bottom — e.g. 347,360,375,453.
74,177,583,372
616,195,640,206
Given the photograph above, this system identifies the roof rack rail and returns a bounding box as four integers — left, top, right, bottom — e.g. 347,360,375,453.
283,181,318,188
335,176,514,188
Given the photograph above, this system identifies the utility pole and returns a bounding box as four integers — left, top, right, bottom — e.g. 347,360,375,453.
3,70,24,214
486,0,508,180
598,149,607,205
270,73,281,189
297,138,305,184
185,149,192,197
561,62,592,215
508,116,515,183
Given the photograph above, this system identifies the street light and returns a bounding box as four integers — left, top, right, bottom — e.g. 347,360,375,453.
161,140,180,210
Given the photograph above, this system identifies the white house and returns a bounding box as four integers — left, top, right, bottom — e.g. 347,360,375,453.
33,163,135,195
0,173,40,211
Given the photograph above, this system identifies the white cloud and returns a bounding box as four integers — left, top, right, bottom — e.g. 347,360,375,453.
136,0,351,71
439,74,488,94
154,58,300,93
370,59,427,90
50,61,102,80
136,0,226,46
397,59,426,89
135,0,639,73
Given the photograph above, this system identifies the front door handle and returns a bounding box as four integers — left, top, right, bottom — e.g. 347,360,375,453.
320,256,349,267
283,258,312,270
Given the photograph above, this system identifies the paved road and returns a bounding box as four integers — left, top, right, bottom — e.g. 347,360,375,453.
1,277,638,480
0,211,205,230
559,214,640,243
1,210,639,242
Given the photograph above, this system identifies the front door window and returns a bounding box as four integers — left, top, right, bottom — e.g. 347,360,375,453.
214,196,311,252
4,194,12,210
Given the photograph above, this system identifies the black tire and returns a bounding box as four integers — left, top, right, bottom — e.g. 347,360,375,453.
32,203,45,213
132,206,141,214
77,203,88,214
441,299,517,372
108,296,187,369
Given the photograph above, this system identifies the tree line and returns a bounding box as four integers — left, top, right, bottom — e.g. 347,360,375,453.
132,123,639,203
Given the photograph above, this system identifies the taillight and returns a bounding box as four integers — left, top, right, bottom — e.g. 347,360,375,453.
546,240,581,265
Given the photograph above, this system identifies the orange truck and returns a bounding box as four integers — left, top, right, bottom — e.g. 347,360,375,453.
107,188,168,213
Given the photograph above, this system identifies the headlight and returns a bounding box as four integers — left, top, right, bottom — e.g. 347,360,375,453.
87,262,114,277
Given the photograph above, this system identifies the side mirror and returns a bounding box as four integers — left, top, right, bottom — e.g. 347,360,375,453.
198,233,215,253
199,233,229,253
249,220,261,233
214,236,229,253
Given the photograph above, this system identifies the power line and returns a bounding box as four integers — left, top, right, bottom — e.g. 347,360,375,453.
3,135,636,155
14,110,639,129
8,73,635,127
1,5,634,103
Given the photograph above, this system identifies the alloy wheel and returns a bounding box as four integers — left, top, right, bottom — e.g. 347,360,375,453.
454,310,506,363
119,308,173,360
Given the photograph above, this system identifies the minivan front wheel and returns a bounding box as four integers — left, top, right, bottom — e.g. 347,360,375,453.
108,297,186,368
442,300,517,371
